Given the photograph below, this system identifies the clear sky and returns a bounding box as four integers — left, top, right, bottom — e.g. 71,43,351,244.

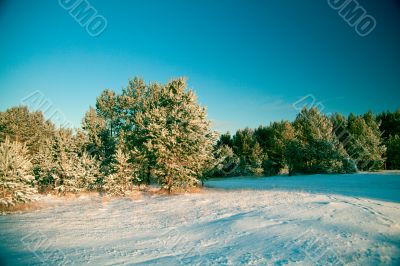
1,0,399,133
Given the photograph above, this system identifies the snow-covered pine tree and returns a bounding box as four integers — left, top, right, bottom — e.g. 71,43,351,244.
134,78,217,191
50,129,79,193
103,145,142,195
0,137,37,208
118,78,152,184
76,152,100,191
0,106,55,156
103,173,124,196
32,137,56,192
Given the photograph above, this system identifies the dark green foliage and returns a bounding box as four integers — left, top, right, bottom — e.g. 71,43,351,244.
82,103,117,176
207,145,239,178
377,109,400,169
346,113,385,171
217,132,233,148
386,135,400,169
285,139,305,175
377,109,400,141
255,121,294,175
286,108,354,175
232,128,265,175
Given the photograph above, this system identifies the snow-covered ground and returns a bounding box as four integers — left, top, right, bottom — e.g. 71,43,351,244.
0,172,399,265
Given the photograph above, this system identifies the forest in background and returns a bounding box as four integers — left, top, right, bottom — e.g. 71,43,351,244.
1,77,399,209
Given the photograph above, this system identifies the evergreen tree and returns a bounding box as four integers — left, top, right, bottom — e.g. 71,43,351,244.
217,132,233,148
287,108,355,175
103,174,125,196
386,135,400,169
96,89,119,138
377,109,400,140
284,139,305,176
82,106,106,158
0,137,37,208
111,147,140,191
134,78,216,191
207,144,239,177
104,130,142,196
331,113,349,145
82,106,116,174
32,138,56,191
0,106,54,155
346,113,386,171
232,128,265,175
118,78,153,184
95,90,119,168
75,152,100,191
255,121,294,175
49,129,81,193
377,109,400,169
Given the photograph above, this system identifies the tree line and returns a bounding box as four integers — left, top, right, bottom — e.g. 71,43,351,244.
1,77,399,208
211,108,400,177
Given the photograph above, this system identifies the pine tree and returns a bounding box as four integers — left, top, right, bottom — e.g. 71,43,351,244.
32,138,56,191
386,135,400,169
207,144,239,177
255,121,294,175
103,173,125,196
112,147,140,191
49,129,81,193
377,109,400,141
134,79,217,191
0,137,37,208
284,139,305,176
0,106,54,156
82,106,116,175
95,90,119,173
96,89,119,138
217,132,233,148
82,106,106,158
119,78,153,185
377,109,400,170
346,113,386,171
75,152,100,191
287,107,355,175
232,128,265,175
331,113,349,144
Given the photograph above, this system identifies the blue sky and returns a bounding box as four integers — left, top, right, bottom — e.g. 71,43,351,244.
1,0,399,133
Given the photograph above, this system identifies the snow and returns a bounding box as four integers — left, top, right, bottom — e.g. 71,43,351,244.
0,172,400,265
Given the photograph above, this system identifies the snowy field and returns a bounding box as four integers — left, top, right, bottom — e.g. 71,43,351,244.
0,173,400,265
